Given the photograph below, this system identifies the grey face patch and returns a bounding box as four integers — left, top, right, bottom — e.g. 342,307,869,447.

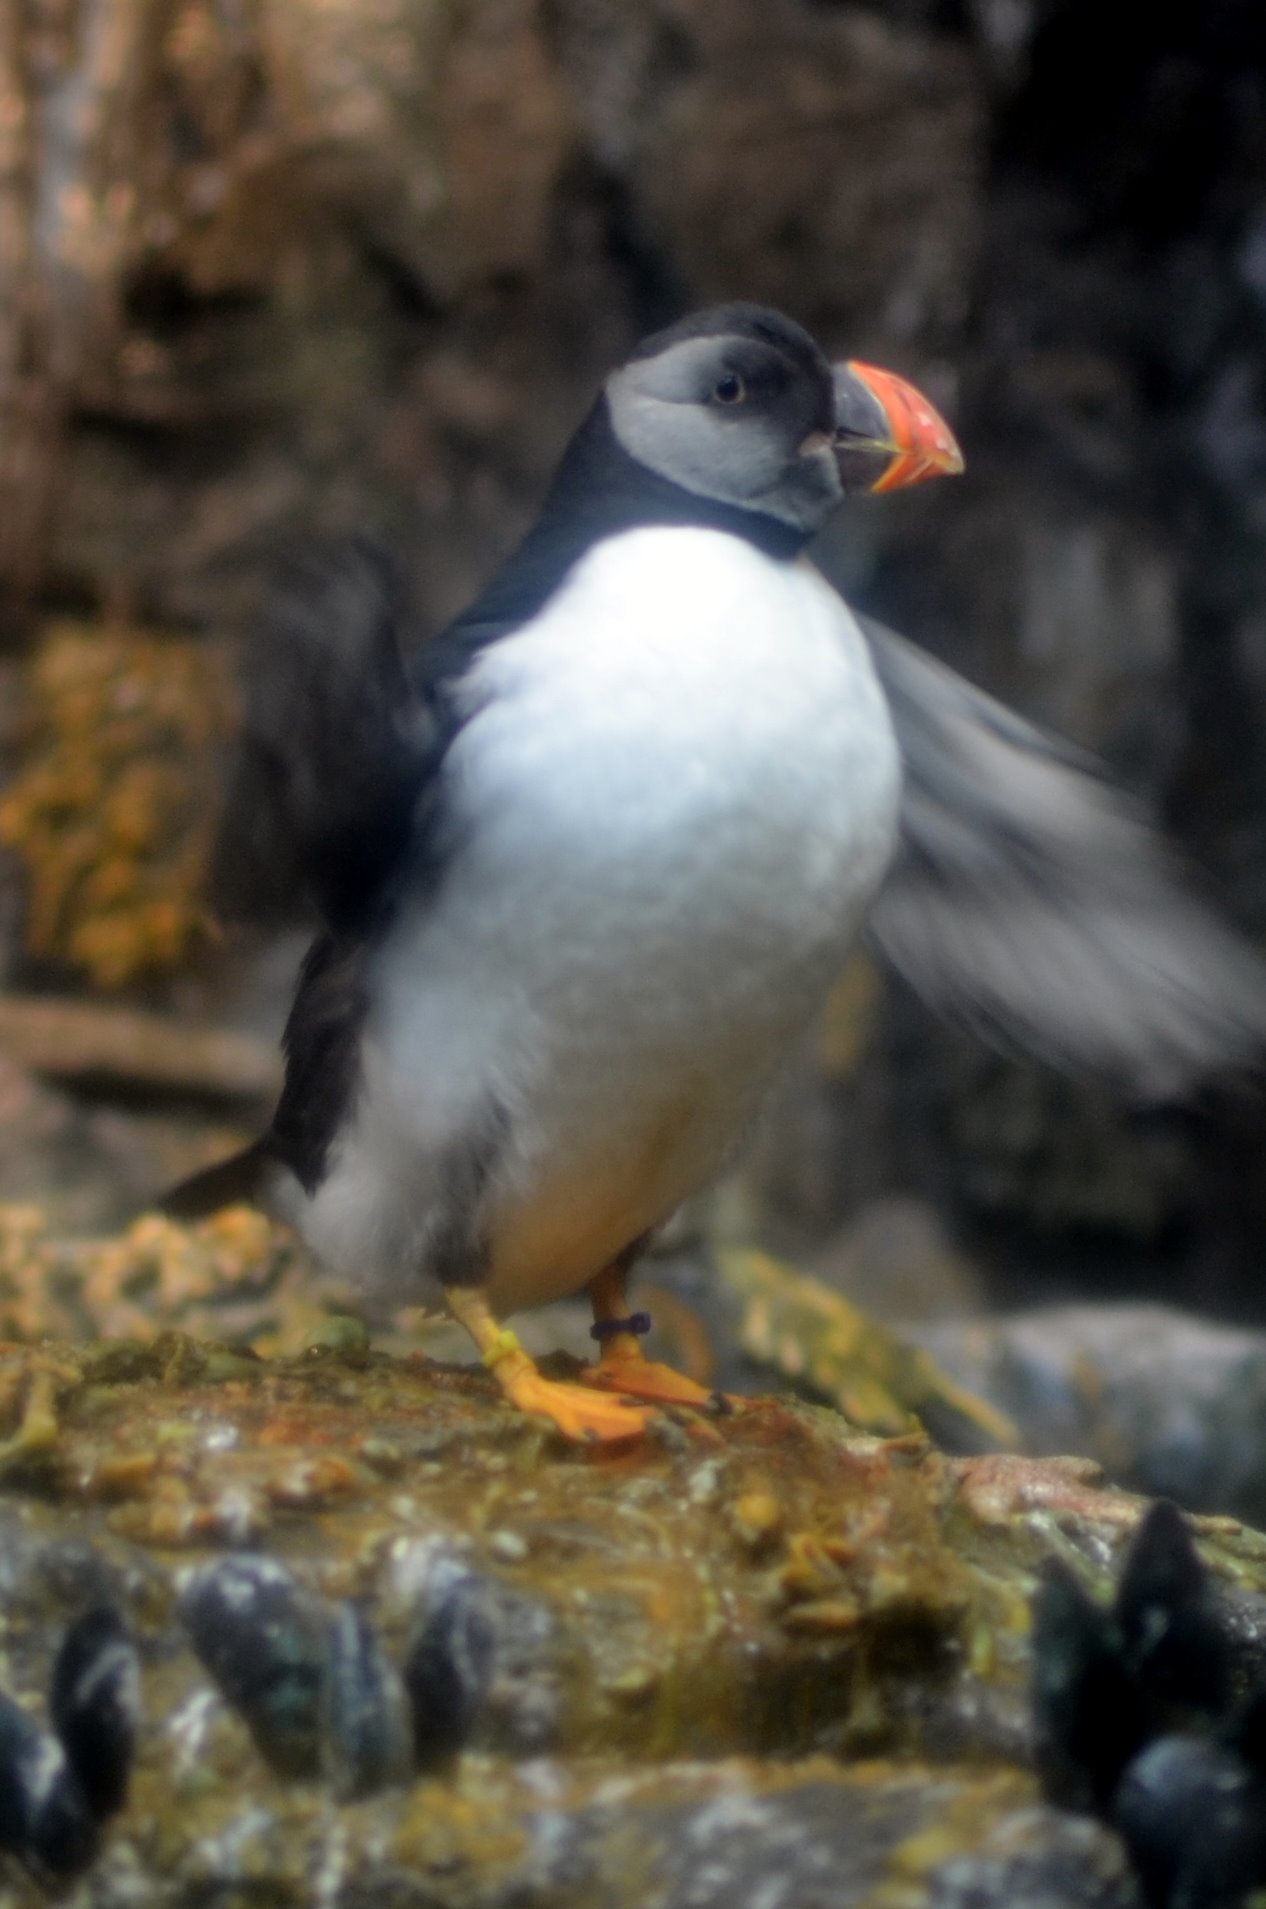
606,334,845,535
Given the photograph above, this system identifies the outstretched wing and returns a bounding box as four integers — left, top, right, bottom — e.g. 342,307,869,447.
863,616,1266,1098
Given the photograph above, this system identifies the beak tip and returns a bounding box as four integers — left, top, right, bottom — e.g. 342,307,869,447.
838,359,964,493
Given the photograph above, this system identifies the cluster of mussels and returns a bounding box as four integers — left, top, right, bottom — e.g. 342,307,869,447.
180,1553,536,1797
0,1550,545,1886
0,1607,139,1883
1033,1501,1266,1909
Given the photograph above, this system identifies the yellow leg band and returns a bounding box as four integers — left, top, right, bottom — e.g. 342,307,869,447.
482,1327,523,1371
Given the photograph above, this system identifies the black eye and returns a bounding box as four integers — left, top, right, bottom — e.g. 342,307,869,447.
712,372,746,405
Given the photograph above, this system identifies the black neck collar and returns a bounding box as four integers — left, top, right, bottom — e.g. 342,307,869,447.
441,399,810,654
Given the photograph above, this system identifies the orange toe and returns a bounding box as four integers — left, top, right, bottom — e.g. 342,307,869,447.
583,1353,719,1409
503,1368,652,1442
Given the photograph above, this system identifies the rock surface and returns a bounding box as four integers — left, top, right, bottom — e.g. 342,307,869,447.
0,1318,1265,1904
3,2,1266,1309
919,1302,1266,1529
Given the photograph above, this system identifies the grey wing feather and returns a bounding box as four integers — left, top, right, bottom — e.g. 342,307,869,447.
862,616,1266,1098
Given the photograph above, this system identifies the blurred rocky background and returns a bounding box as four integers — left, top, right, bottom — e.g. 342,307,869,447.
2,0,1266,1477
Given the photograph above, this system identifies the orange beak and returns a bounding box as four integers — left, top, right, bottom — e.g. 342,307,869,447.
831,361,964,493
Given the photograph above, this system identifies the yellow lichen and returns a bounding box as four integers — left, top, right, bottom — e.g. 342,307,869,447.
718,1245,1017,1448
0,1202,331,1352
0,621,235,989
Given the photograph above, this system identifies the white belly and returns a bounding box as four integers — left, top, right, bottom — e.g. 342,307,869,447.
300,527,901,1312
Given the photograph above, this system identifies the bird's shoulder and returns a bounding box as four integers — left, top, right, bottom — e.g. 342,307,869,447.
249,515,619,1185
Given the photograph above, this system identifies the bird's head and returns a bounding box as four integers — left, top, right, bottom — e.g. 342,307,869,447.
604,303,963,538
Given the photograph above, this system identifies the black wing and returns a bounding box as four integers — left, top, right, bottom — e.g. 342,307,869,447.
863,616,1266,1098
217,536,452,938
165,541,467,1217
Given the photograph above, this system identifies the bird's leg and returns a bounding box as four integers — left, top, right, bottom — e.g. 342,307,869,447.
444,1284,651,1442
581,1258,718,1407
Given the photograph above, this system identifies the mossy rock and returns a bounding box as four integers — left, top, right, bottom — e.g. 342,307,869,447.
2,1328,1266,1905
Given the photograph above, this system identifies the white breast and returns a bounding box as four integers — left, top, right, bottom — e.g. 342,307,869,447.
303,527,901,1312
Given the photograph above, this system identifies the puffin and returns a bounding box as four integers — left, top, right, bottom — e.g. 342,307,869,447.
164,303,1266,1440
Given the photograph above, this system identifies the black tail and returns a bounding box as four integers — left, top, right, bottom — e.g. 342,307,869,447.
157,1140,273,1223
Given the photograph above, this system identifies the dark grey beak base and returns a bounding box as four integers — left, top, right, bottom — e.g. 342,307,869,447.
830,366,906,494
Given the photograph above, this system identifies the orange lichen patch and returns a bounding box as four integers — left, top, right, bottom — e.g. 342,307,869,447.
729,1486,784,1550
77,1209,315,1344
0,1202,336,1350
718,1246,1016,1447
0,1205,63,1341
950,1453,1122,1531
0,621,236,989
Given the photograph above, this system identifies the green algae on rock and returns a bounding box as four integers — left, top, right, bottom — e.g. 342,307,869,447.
0,1215,1261,1904
0,1323,1264,1903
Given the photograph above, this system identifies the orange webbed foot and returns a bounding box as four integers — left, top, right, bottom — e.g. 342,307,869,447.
582,1347,720,1409
445,1289,652,1443
490,1333,651,1441
501,1362,652,1441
